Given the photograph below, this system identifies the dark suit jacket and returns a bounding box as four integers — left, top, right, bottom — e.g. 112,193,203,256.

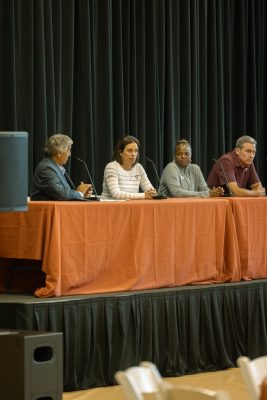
30,157,83,201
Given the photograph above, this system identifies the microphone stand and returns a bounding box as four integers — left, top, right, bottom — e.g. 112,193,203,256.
76,157,100,201
146,157,167,199
212,158,234,197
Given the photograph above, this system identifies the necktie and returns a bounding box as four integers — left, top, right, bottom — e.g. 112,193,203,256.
64,171,75,189
59,165,75,190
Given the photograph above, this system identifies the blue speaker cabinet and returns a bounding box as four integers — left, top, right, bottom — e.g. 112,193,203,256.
0,329,63,400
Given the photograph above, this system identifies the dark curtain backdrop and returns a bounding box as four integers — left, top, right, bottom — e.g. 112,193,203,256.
0,0,266,192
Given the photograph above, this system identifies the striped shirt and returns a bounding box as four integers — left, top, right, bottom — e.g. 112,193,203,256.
101,161,154,199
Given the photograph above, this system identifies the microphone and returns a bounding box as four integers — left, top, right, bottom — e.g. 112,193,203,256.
212,158,234,197
146,157,167,199
76,157,100,201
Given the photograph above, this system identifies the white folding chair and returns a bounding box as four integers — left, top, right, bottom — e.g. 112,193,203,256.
115,361,164,400
237,355,267,400
140,361,163,381
159,381,231,400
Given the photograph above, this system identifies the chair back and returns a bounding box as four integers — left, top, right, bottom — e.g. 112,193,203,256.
140,361,163,381
237,356,267,400
115,363,163,400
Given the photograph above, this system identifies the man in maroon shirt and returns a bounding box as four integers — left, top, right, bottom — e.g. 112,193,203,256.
207,135,265,197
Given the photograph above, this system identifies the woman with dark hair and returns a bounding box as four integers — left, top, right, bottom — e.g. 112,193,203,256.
102,135,156,200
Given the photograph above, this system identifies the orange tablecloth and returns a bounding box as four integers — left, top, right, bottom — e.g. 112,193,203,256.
0,198,241,297
229,197,267,280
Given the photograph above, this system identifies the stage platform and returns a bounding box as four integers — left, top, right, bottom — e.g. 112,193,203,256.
1,280,267,391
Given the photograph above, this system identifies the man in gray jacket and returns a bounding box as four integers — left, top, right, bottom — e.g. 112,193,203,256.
158,139,223,198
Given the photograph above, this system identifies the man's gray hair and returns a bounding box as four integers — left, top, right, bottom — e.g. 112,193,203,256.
44,134,73,157
236,135,257,149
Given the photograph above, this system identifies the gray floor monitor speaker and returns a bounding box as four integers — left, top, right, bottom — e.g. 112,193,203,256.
0,131,28,211
0,329,63,400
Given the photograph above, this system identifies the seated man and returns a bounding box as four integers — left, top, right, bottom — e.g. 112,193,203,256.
31,134,92,201
158,139,223,198
207,135,265,197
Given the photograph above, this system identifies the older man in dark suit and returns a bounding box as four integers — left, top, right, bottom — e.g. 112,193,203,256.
31,134,92,201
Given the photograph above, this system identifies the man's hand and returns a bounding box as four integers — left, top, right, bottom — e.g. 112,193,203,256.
251,186,266,197
76,182,93,197
145,188,157,199
228,181,266,197
209,187,224,197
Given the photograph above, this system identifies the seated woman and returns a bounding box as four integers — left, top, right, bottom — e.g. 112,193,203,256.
102,135,156,200
31,134,92,201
